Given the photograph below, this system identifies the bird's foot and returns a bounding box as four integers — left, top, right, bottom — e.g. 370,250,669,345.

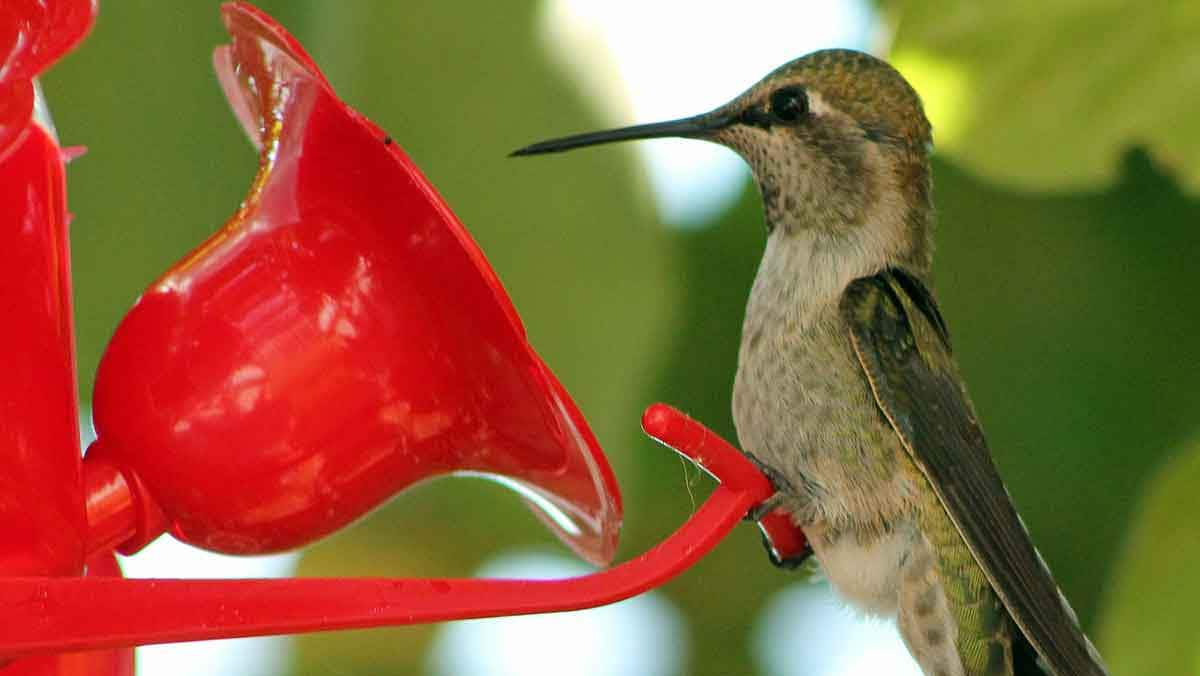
741,455,794,522
759,530,814,570
745,491,786,522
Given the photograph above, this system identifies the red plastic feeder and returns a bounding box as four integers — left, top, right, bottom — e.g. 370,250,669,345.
0,1,808,667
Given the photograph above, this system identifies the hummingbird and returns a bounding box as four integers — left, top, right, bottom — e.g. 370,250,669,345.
513,49,1109,676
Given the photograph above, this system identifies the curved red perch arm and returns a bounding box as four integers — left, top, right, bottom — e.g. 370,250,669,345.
0,405,782,659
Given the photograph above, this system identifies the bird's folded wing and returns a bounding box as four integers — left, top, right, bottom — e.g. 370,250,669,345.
840,270,1107,676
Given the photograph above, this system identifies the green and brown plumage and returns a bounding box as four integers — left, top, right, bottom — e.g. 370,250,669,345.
515,48,1107,676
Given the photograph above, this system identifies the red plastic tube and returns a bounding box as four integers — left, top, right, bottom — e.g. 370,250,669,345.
0,404,788,659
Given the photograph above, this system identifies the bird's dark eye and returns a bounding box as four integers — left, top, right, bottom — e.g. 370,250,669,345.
769,86,809,123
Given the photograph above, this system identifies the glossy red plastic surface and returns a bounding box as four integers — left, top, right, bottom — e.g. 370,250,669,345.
4,554,134,676
0,0,96,161
0,0,95,584
83,458,168,558
0,2,120,672
1,404,776,658
757,508,810,563
0,0,96,580
86,1,620,565
0,1,97,86
0,109,84,578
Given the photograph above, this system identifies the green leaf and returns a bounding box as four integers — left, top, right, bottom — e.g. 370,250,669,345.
882,2,1200,192
1095,434,1200,675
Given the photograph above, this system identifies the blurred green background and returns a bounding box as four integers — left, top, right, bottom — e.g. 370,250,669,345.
44,1,1200,675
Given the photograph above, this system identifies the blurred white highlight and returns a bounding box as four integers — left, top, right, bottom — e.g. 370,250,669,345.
428,551,687,676
541,0,879,226
119,540,299,676
754,582,922,676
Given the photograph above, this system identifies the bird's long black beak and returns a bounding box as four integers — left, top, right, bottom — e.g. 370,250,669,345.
510,111,734,157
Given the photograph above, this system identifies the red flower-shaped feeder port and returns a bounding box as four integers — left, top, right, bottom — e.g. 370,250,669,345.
84,0,621,566
0,1,807,662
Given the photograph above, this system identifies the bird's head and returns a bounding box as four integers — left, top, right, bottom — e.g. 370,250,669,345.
514,49,936,273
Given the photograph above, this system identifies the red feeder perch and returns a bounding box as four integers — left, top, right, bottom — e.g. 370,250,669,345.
0,1,807,669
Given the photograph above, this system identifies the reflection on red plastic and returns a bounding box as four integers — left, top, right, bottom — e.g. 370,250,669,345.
85,1,620,565
4,554,134,676
0,79,34,162
757,509,810,564
0,0,96,579
0,120,84,578
0,4,102,675
0,0,97,85
0,0,97,160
